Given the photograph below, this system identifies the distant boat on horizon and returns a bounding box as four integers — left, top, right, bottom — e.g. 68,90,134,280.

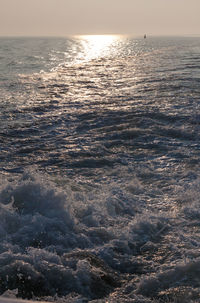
144,34,147,39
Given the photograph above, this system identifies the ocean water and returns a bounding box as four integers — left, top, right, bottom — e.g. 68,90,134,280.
0,35,200,302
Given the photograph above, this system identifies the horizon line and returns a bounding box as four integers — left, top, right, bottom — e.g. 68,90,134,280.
0,33,200,38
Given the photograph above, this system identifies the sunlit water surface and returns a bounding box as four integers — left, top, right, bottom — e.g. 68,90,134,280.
0,35,200,302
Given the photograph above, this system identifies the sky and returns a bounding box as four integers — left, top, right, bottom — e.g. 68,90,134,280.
0,0,200,37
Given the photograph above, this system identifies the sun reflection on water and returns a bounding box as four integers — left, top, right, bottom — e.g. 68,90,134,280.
75,35,121,61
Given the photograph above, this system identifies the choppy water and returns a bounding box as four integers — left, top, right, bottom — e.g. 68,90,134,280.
0,36,200,302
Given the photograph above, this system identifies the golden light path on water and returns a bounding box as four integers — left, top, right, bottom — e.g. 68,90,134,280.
75,35,121,61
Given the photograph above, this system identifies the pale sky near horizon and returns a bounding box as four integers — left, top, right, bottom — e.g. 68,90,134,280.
0,0,200,37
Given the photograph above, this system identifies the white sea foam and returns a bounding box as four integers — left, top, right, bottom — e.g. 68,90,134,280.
0,170,199,302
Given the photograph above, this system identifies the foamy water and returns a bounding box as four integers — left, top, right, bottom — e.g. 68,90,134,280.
0,36,200,302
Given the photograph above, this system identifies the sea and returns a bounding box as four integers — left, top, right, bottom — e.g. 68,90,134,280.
0,35,200,303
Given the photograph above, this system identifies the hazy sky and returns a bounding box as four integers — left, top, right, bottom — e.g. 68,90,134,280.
0,0,200,37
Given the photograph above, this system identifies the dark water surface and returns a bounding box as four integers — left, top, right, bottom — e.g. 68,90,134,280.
0,36,200,302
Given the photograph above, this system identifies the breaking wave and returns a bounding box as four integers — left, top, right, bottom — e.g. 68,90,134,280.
0,170,200,302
